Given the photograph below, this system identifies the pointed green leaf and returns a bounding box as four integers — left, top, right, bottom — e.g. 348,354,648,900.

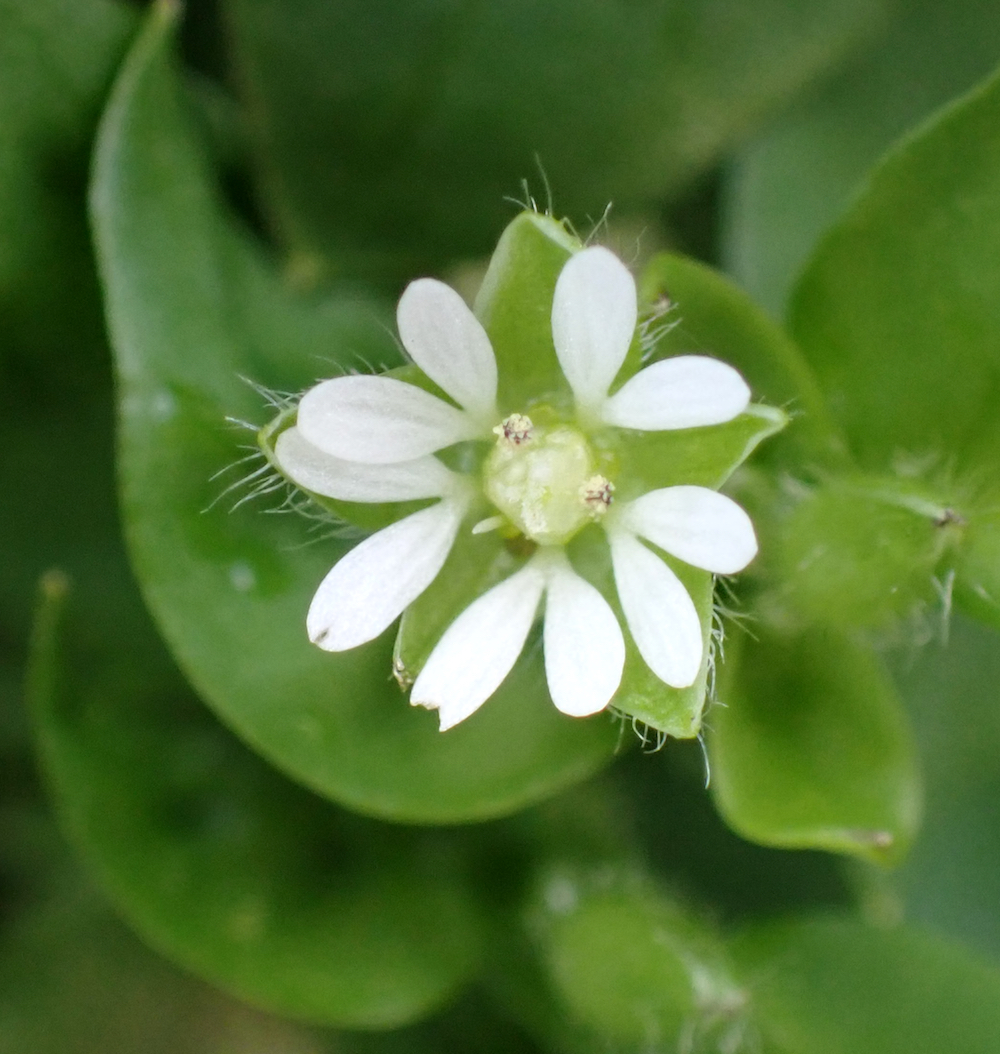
91,4,616,824
639,252,838,466
709,627,921,864
892,615,1000,960
28,571,483,1028
732,916,1000,1054
790,65,1000,473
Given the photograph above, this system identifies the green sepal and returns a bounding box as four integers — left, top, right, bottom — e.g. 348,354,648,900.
709,626,922,865
393,526,517,684
639,251,842,467
474,211,579,412
612,403,787,503
560,528,714,739
611,559,714,739
474,210,643,414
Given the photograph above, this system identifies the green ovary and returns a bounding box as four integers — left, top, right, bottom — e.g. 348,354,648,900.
484,423,610,545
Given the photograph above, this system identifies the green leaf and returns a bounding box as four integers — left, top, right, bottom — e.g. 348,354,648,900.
28,570,483,1028
708,627,921,864
732,915,1000,1054
222,0,888,276
723,0,1000,317
789,65,1000,474
90,3,616,823
475,211,583,412
638,252,835,467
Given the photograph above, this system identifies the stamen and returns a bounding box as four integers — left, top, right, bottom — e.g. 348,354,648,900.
493,413,534,445
580,475,615,519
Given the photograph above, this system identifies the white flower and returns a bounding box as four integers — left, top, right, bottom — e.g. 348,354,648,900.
275,246,757,731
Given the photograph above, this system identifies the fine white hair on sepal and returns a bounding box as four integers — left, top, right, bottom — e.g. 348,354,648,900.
204,446,288,515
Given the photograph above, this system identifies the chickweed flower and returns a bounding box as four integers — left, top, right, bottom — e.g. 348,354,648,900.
267,226,762,731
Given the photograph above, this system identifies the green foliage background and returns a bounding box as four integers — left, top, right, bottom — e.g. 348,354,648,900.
4,0,1000,1049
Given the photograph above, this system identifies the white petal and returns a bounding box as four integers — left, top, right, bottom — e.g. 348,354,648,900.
620,486,758,574
609,531,703,689
602,355,751,430
298,375,481,464
397,278,498,420
543,558,624,717
307,501,462,650
551,246,637,411
411,563,546,731
275,426,458,502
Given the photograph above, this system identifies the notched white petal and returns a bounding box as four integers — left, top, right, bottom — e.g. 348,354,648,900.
397,278,499,420
601,355,750,431
275,426,458,503
306,501,463,651
411,563,546,731
298,375,481,464
609,531,703,689
543,558,624,717
552,246,638,412
621,486,758,574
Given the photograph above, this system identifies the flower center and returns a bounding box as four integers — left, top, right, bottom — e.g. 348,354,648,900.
483,415,613,545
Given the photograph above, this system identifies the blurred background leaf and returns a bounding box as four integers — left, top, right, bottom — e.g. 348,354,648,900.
29,571,485,1028
220,0,890,281
732,915,1000,1053
709,627,921,865
788,65,1000,475
723,0,1000,317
